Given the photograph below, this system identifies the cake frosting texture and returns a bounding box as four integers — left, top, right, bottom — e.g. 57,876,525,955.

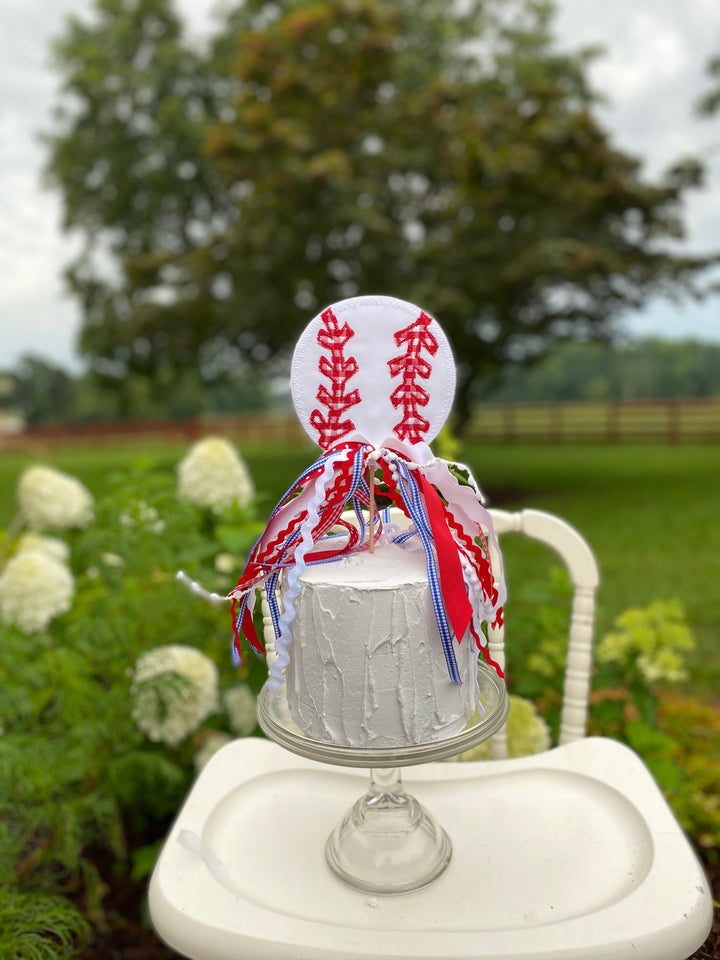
284,540,478,747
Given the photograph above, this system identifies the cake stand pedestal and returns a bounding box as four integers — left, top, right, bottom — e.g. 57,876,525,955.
324,766,451,895
256,662,508,895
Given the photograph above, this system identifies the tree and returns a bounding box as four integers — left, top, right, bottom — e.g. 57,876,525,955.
485,338,720,403
44,0,222,413
45,0,715,427
10,356,77,424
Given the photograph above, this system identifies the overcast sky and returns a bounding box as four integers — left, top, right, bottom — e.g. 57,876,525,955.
1,0,719,372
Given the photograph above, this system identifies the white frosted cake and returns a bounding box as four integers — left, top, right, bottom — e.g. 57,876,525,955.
284,540,478,747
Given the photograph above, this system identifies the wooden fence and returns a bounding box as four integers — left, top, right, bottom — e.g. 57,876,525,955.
1,398,719,450
0,414,307,452
465,397,720,444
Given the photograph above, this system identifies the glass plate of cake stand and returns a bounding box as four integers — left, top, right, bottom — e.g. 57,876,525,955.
257,662,508,896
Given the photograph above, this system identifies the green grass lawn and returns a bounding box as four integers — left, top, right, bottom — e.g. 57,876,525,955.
2,439,718,696
461,443,720,698
0,441,317,524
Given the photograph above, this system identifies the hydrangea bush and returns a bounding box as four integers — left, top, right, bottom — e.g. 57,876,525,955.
0,444,266,957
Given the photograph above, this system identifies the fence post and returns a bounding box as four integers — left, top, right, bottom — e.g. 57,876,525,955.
667,400,680,443
606,402,620,443
550,404,563,443
503,404,516,443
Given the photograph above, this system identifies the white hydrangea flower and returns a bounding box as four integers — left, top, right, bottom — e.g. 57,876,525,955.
137,500,166,534
131,645,220,747
177,437,254,511
596,600,694,684
101,552,124,567
223,685,258,736
118,500,165,534
594,630,628,665
0,549,75,634
458,695,551,761
16,532,71,563
214,552,239,575
637,649,688,685
193,731,233,773
17,465,94,531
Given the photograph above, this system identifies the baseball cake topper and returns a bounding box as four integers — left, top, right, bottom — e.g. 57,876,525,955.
291,295,455,455
229,295,506,691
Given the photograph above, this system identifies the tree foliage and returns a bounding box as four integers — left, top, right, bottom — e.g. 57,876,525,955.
6,336,719,426
484,337,720,403
698,52,720,117
45,0,715,426
2,352,273,423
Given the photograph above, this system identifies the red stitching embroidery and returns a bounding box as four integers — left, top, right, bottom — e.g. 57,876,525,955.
388,311,438,443
309,308,361,448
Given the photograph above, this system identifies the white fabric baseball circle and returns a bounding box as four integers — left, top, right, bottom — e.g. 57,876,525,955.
291,295,456,451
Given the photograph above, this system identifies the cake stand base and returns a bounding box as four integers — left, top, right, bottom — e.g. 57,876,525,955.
325,768,451,894
256,673,508,896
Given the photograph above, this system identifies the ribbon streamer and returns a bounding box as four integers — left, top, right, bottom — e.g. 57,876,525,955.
229,441,505,682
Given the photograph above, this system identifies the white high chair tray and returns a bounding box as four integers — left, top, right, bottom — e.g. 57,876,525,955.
149,737,712,960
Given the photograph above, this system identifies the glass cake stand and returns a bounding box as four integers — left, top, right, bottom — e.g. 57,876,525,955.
257,664,508,896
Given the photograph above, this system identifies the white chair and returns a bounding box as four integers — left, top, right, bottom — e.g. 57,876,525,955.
150,508,713,960
485,507,600,758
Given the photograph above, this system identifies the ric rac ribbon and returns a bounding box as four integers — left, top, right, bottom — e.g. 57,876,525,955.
228,441,505,683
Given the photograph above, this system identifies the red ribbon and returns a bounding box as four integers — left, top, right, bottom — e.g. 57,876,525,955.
415,470,473,645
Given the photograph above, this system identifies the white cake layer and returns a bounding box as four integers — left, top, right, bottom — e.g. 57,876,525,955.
284,540,478,747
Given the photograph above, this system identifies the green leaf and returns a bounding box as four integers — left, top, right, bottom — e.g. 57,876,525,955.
646,757,686,792
625,721,679,756
591,699,625,730
0,890,89,960
130,840,165,884
630,686,658,726
216,523,262,555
